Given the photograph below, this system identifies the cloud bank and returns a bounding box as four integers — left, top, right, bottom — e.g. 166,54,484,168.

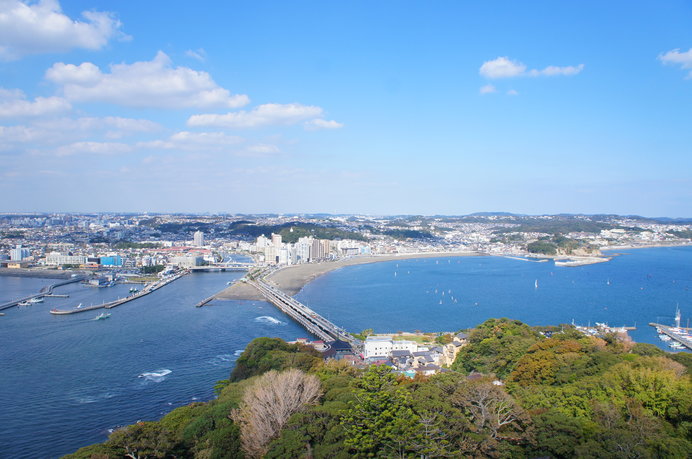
46,51,249,109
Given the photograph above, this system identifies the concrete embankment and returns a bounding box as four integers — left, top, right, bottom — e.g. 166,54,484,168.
0,268,88,279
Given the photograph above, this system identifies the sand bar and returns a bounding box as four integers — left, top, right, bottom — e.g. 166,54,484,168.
215,251,480,301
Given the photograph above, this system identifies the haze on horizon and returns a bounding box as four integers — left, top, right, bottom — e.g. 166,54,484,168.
1,1,691,217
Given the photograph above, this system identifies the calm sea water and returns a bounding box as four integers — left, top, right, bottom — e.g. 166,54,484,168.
297,246,692,346
0,246,690,458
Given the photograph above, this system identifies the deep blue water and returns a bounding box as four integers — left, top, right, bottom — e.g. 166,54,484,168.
0,246,690,458
296,246,692,347
0,272,304,458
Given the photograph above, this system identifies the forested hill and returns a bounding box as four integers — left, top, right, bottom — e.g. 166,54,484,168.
67,319,691,458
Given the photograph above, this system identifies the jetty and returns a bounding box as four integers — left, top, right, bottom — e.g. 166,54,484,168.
49,271,188,315
195,295,215,308
0,276,87,311
649,323,692,350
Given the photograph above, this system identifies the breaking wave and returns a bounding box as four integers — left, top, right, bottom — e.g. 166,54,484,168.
138,369,172,383
254,315,285,325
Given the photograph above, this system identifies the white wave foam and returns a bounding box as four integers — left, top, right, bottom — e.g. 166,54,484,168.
138,369,172,383
208,354,236,366
254,315,285,325
234,349,244,356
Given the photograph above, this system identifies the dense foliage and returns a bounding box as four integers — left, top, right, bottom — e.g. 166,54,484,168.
66,320,691,458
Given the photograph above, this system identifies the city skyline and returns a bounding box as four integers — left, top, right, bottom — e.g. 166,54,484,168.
1,1,691,217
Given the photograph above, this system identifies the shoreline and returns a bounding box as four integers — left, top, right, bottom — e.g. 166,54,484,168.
0,268,83,279
215,243,692,302
215,251,480,301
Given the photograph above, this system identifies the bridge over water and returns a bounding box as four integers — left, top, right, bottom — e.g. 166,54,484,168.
188,262,255,272
250,278,358,345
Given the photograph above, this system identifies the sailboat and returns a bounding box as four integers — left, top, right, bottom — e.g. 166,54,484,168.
535,279,539,289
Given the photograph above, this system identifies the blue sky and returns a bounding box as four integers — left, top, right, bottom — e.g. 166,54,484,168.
1,0,691,216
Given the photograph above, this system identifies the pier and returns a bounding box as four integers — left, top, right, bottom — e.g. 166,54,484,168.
649,323,692,350
0,276,87,311
49,271,188,315
249,277,358,345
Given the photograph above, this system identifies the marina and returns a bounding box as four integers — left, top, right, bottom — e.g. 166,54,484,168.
49,271,189,315
0,275,87,311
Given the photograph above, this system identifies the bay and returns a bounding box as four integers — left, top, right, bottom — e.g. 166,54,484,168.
0,246,690,458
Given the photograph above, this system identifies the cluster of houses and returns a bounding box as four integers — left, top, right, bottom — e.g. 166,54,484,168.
294,332,469,376
363,333,468,376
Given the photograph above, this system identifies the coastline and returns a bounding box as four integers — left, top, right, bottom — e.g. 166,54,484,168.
0,268,81,279
215,251,480,301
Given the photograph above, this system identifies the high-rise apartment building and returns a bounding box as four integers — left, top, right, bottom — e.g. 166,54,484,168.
193,231,205,247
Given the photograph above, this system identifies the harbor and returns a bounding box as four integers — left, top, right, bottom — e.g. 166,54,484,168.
49,270,189,315
649,307,692,350
0,275,87,311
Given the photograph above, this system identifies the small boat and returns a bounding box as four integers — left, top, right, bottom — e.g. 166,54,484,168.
535,279,539,289
129,287,139,293
76,303,83,309
29,297,44,304
18,301,31,306
659,335,671,342
669,342,684,350
95,313,111,320
226,281,233,285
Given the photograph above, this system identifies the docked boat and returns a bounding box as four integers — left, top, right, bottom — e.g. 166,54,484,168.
129,287,139,293
18,301,31,306
659,335,672,342
669,342,684,350
29,297,44,304
76,303,83,309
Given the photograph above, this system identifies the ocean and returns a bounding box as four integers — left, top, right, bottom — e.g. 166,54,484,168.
0,246,689,457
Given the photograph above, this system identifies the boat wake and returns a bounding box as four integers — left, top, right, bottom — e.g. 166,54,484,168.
254,316,286,325
138,369,172,383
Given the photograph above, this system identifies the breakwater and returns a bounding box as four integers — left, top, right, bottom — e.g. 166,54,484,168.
49,271,188,315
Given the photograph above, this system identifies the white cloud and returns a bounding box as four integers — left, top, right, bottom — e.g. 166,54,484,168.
139,131,244,150
55,141,132,157
304,119,344,130
507,89,519,96
185,48,207,62
528,64,584,77
188,103,324,129
480,57,526,79
45,51,249,109
0,87,70,118
659,48,692,78
245,143,280,155
480,56,584,79
479,84,497,94
0,0,125,60
0,116,160,151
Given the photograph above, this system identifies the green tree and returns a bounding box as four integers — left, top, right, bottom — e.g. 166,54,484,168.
341,365,422,457
452,318,542,378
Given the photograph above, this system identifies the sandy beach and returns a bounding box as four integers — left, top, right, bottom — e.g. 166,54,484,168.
215,251,480,301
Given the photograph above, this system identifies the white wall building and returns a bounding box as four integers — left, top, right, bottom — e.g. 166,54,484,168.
10,245,31,261
193,231,205,247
